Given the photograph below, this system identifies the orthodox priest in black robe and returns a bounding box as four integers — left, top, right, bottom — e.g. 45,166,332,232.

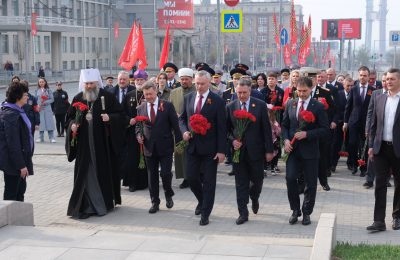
65,68,125,219
120,70,148,192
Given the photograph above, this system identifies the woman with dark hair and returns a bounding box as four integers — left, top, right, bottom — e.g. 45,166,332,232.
11,75,20,83
35,77,56,142
255,73,267,92
0,82,34,201
156,72,170,100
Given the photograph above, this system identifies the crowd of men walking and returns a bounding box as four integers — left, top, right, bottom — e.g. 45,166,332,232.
1,62,399,232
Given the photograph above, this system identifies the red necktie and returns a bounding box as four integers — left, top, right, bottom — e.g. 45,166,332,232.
150,103,156,124
297,100,304,120
195,95,203,114
242,101,247,111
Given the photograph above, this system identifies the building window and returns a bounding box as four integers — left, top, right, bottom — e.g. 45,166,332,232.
71,60,75,70
77,8,82,26
91,37,96,53
78,37,83,53
34,62,41,71
258,26,267,33
98,5,102,27
13,35,19,54
62,36,67,53
1,34,9,53
12,0,19,16
85,37,89,53
70,37,75,53
51,1,58,18
91,3,96,27
104,38,109,52
63,61,68,70
43,0,49,17
79,60,83,69
92,59,96,68
14,63,19,71
84,2,89,26
126,13,136,26
1,0,8,16
105,58,109,68
258,17,267,25
34,36,40,54
86,59,89,68
98,59,102,69
45,62,50,70
44,36,50,53
98,38,103,53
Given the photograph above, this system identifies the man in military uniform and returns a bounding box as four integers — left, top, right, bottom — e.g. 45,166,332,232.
163,62,180,89
213,69,227,94
169,68,196,188
104,76,114,90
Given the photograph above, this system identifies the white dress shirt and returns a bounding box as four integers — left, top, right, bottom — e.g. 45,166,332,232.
296,96,311,119
147,97,159,120
345,90,350,100
383,92,400,142
194,90,209,112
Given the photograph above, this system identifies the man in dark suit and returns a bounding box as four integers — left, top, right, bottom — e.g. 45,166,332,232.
227,78,274,225
331,77,353,172
282,76,329,225
136,81,182,214
343,66,375,175
179,70,227,226
107,71,134,104
368,70,383,90
367,68,400,232
326,68,344,91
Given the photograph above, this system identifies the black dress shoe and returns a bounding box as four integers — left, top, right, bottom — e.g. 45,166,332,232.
302,214,311,225
352,167,358,175
360,171,366,177
289,210,301,225
224,160,232,165
367,221,386,231
235,215,248,225
195,204,202,215
393,218,400,230
331,166,336,173
149,204,159,214
179,179,189,189
322,184,331,191
326,170,332,177
228,170,235,176
363,182,373,188
78,212,91,219
199,216,209,226
387,182,392,187
251,199,259,214
347,164,354,171
129,186,137,192
166,197,174,209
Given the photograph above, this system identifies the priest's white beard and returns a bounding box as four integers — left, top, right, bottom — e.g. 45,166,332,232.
83,87,99,102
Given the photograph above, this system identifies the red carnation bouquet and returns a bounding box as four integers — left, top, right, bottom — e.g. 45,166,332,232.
135,115,149,169
338,131,349,157
318,98,329,110
271,105,284,122
175,114,211,154
357,139,369,167
282,110,316,161
71,102,89,147
232,110,256,163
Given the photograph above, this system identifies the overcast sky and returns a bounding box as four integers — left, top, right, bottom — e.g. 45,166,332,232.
195,0,400,50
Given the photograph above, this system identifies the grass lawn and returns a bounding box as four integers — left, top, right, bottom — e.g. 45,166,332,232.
332,242,400,260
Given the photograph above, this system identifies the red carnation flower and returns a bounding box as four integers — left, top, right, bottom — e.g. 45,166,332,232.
357,159,366,167
271,106,284,111
299,110,315,123
318,98,329,110
134,115,149,122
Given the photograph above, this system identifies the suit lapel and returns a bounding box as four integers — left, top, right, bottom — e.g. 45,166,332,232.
394,96,400,124
188,92,196,116
377,94,387,125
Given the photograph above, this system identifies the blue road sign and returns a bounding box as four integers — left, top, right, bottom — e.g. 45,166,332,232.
280,28,289,46
390,31,400,47
221,10,242,33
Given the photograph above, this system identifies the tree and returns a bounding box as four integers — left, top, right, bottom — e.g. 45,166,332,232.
355,45,371,67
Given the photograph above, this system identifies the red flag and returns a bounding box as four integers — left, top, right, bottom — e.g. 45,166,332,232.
290,0,297,55
159,24,171,70
118,21,139,71
114,22,119,39
323,43,331,65
136,24,147,70
305,16,312,56
31,13,38,36
298,25,307,65
273,13,281,52
313,44,317,65
284,45,291,66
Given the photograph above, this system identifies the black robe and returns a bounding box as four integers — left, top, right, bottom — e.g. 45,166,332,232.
65,88,125,217
120,89,148,190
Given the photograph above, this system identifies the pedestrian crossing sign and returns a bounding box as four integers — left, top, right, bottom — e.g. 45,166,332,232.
221,10,242,33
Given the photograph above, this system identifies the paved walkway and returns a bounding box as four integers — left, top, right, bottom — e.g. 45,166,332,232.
0,139,400,259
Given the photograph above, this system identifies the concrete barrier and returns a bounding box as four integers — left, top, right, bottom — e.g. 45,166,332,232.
0,201,34,227
310,213,336,260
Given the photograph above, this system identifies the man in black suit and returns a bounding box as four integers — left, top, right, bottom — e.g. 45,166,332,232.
227,78,274,225
367,68,400,232
282,76,329,225
326,68,344,91
343,66,375,175
107,71,134,104
331,77,353,172
368,70,383,90
136,81,182,214
179,70,227,226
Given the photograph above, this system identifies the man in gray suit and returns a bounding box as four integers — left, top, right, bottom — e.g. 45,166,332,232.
364,72,391,188
367,68,400,232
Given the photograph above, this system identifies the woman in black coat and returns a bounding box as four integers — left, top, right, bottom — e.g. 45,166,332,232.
0,82,33,201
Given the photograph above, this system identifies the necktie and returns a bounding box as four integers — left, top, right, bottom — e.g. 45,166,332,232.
169,82,172,89
150,103,156,124
121,89,126,103
360,86,366,102
241,101,247,111
195,95,203,114
297,100,304,120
